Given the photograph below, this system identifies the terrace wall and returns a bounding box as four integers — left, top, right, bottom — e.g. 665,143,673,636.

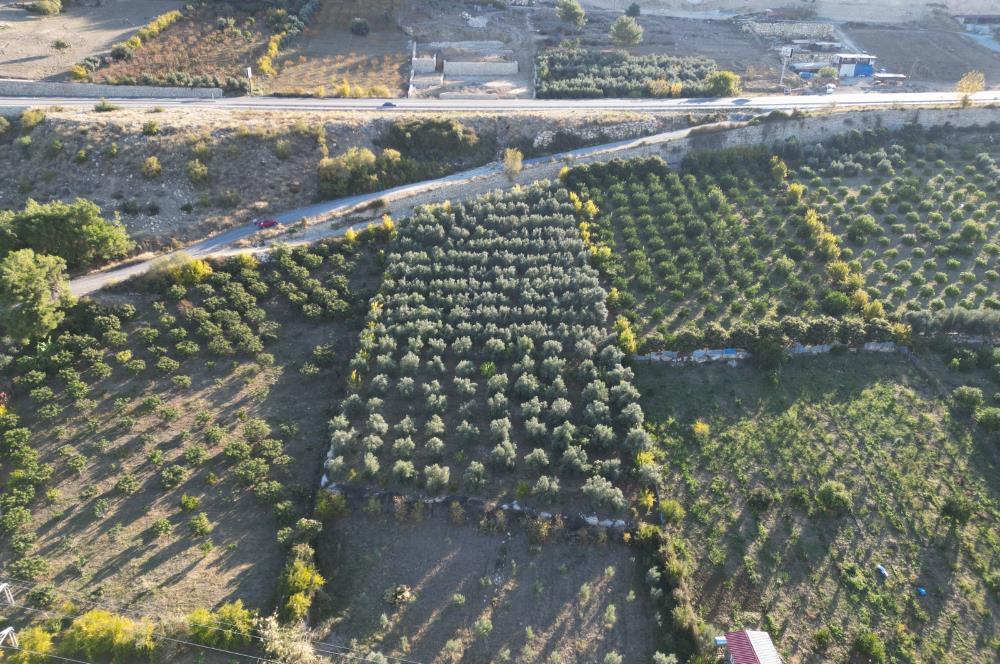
442,61,519,75
0,80,222,99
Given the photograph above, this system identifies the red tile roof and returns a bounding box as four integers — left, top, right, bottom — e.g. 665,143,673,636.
725,631,760,664
726,630,782,664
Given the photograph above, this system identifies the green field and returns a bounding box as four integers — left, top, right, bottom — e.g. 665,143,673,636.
563,125,999,350
638,354,999,663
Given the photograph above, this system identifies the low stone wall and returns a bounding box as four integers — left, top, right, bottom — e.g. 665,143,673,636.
412,56,437,74
321,482,633,532
0,80,223,100
443,60,518,76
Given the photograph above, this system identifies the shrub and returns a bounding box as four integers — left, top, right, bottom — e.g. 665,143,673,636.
852,628,887,663
115,474,140,495
349,17,370,35
10,625,54,662
160,464,187,488
60,610,155,661
150,518,172,537
817,480,852,513
424,464,450,493
502,147,523,179
188,600,256,648
277,548,325,622
187,159,209,183
464,461,487,490
142,156,162,178
20,109,46,130
659,498,685,524
974,406,1000,431
582,475,626,511
189,512,213,536
315,491,349,519
951,385,984,413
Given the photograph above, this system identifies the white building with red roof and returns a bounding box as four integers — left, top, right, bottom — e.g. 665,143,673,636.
723,630,782,664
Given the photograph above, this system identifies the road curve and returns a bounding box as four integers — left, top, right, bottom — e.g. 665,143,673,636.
69,122,710,296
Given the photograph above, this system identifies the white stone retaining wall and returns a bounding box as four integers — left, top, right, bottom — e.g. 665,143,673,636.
635,341,904,365
412,56,437,74
0,80,223,99
443,60,519,76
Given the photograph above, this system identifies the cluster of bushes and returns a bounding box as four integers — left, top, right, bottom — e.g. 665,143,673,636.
256,3,318,77
0,198,133,342
98,10,184,65
316,118,493,200
8,600,258,663
324,183,656,510
535,49,738,99
634,525,714,660
0,198,131,270
649,314,908,353
379,118,483,161
317,147,421,199
26,0,61,15
951,385,1000,435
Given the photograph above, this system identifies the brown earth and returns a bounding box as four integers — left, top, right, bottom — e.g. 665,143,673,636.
843,25,1000,89
533,8,785,92
90,4,281,87
0,105,692,253
0,242,385,660
0,0,183,80
268,0,410,96
316,511,659,663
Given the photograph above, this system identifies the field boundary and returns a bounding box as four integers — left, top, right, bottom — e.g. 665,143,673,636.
0,80,222,99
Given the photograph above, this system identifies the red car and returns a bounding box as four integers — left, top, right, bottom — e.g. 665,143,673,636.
255,218,279,229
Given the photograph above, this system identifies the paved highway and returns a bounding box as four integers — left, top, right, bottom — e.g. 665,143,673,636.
2,90,1000,112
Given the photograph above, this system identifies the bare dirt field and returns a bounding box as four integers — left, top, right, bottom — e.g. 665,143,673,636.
843,25,1000,88
6,246,385,623
534,8,783,92
269,0,410,96
0,0,182,80
93,4,272,87
316,512,658,662
583,0,998,24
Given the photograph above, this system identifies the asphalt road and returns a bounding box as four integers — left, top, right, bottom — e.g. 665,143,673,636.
69,122,697,296
2,90,1000,112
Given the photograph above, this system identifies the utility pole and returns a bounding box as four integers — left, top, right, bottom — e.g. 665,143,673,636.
0,627,18,649
779,46,793,87
0,583,13,606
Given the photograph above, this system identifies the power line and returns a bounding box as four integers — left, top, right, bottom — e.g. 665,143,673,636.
2,594,406,664
0,577,422,664
4,602,282,664
0,642,96,664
